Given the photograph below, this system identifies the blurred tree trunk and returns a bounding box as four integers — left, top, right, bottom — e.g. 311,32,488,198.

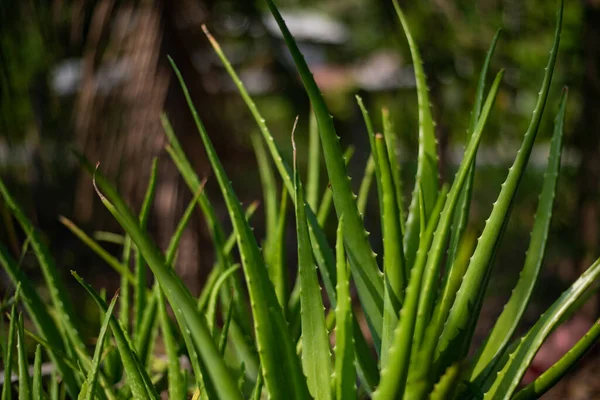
70,0,248,293
573,0,600,317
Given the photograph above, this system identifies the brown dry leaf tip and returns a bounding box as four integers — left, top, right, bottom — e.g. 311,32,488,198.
291,115,300,165
112,288,121,300
375,133,384,140
92,162,107,202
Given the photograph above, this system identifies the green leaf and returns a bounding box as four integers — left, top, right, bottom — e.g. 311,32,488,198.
170,57,309,399
162,115,249,327
134,158,158,335
373,186,447,400
513,317,600,400
250,132,278,249
356,96,384,229
408,69,504,381
436,0,563,374
72,272,159,400
375,133,406,368
306,108,321,210
82,293,119,400
224,202,260,256
393,0,439,269
0,179,86,396
382,108,406,238
219,294,236,355
293,132,332,400
318,146,355,226
206,264,241,334
484,255,600,399
264,0,384,343
271,187,289,310
203,24,340,321
166,183,206,266
333,217,356,400
429,364,461,400
17,315,31,400
134,289,158,368
2,294,17,400
79,158,242,400
0,246,80,397
156,284,185,400
32,345,43,400
469,88,568,382
59,216,134,282
445,29,501,283
356,156,376,217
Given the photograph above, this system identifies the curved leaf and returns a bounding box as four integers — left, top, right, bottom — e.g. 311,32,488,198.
334,217,356,400
375,133,406,368
513,317,600,400
264,0,384,342
82,293,119,400
393,0,439,269
373,187,447,400
72,272,159,400
294,133,332,400
436,0,563,374
469,88,568,381
484,255,600,399
170,58,309,399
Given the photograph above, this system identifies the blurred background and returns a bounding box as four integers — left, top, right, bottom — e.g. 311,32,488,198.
1,0,599,397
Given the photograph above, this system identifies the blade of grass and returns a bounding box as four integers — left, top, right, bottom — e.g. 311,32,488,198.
134,158,158,335
264,2,384,343
32,345,42,400
206,265,241,334
293,128,332,400
219,293,235,355
162,116,252,338
203,25,341,319
469,88,568,382
224,202,259,256
382,108,406,237
170,58,309,399
375,133,406,368
270,187,289,310
156,284,185,400
393,0,439,270
317,146,355,226
82,293,119,400
356,155,376,216
2,292,17,400
445,29,501,285
80,158,242,400
333,217,356,400
72,272,159,400
59,217,134,282
250,132,278,252
17,315,30,400
0,180,87,394
356,96,384,229
134,289,158,368
0,247,79,396
93,231,125,245
307,109,321,210
372,186,447,400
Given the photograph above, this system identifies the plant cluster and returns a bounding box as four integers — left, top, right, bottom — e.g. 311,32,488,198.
0,0,598,399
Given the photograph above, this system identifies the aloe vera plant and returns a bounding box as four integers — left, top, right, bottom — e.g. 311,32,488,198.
0,0,598,398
